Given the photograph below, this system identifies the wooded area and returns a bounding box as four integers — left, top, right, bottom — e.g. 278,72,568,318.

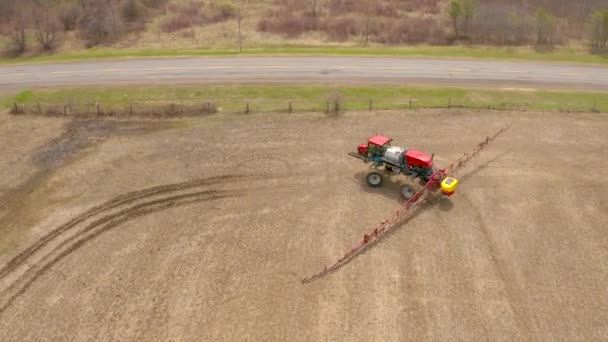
0,0,606,56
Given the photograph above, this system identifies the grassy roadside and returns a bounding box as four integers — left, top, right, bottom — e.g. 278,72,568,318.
3,85,607,114
1,45,607,65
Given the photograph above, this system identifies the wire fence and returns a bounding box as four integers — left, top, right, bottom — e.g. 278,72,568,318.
8,97,605,118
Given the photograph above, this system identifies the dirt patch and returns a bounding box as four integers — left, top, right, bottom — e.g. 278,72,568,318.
0,118,175,254
0,110,607,340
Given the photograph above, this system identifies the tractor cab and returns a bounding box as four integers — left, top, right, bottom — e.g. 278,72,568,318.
404,149,435,182
358,135,392,158
405,150,433,169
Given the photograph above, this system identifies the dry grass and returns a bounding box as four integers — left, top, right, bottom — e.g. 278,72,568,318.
257,0,446,44
1,0,606,58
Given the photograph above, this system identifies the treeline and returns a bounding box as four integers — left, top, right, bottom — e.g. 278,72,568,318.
0,0,170,54
260,0,608,49
0,0,237,55
258,0,447,44
448,0,608,48
1,0,607,56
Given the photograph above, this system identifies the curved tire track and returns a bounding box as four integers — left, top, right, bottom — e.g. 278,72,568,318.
0,174,254,315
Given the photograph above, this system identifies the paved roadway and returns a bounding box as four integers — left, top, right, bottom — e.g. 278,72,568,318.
0,57,607,90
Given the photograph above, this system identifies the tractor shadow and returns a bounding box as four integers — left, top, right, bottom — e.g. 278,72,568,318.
351,171,428,205
349,170,458,212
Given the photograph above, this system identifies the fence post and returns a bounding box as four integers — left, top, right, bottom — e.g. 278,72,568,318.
288,101,293,113
369,99,373,111
96,103,102,115
325,101,329,113
593,99,598,112
448,98,452,109
12,102,18,114
37,102,42,114
409,98,412,110
245,102,250,114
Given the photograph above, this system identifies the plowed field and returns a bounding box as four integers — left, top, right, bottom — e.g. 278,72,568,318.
0,110,606,340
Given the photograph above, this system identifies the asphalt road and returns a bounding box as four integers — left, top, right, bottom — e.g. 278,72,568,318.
1,57,607,90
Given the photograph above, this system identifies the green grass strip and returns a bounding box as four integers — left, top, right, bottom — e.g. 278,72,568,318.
1,45,607,65
4,85,608,114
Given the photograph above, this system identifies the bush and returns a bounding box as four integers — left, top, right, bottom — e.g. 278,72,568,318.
58,4,82,31
325,15,359,42
4,9,30,54
468,3,533,45
536,7,556,46
258,14,318,38
589,9,608,49
79,6,122,47
141,0,168,8
161,13,197,33
33,8,60,50
257,0,445,43
326,91,343,116
214,0,237,21
369,17,447,45
160,1,236,33
121,0,140,22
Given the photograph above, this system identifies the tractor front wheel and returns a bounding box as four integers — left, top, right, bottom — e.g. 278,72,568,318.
401,184,416,199
366,171,383,187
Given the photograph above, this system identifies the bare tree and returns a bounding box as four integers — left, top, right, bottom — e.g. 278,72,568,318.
363,0,374,45
34,7,59,50
122,0,139,22
79,0,123,47
462,0,475,37
237,1,243,52
449,0,462,37
536,7,555,46
58,4,82,31
590,10,608,49
7,8,29,54
79,0,88,11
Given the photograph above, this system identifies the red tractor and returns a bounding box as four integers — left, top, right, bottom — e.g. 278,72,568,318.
349,135,458,199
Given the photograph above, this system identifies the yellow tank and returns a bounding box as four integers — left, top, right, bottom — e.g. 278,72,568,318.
440,177,459,196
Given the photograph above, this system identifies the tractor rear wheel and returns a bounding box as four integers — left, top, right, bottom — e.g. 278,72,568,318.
366,171,383,187
401,184,416,199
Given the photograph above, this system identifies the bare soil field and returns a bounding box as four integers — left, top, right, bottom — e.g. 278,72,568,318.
0,108,607,341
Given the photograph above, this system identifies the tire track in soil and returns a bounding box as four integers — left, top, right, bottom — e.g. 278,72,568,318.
0,193,237,315
0,174,249,280
0,175,255,315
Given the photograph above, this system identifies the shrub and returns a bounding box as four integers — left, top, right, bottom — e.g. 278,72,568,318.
258,0,445,43
160,1,236,33
4,8,30,54
258,14,318,38
589,9,608,49
536,7,556,46
160,1,201,33
214,0,237,21
58,4,82,31
33,7,60,50
325,15,359,42
121,0,141,22
79,5,122,47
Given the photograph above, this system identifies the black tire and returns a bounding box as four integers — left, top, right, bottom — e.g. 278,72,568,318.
366,171,383,187
401,184,416,199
